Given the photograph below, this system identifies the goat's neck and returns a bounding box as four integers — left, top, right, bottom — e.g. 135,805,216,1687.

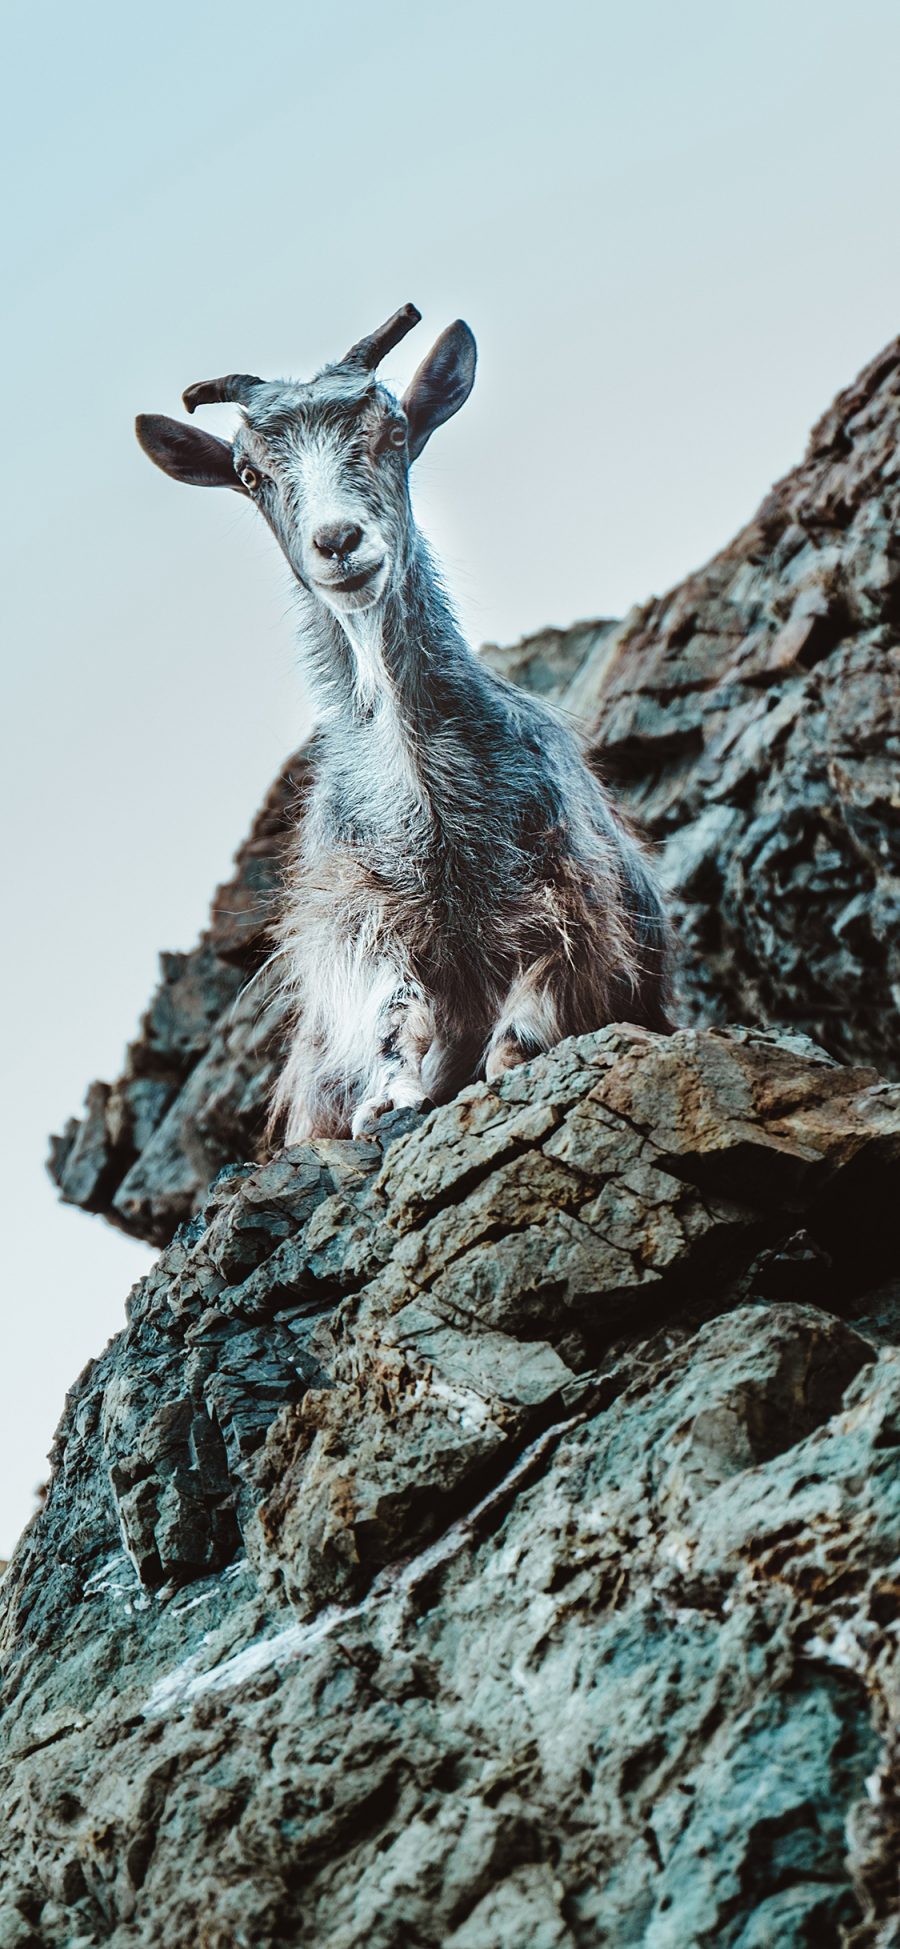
296,535,481,819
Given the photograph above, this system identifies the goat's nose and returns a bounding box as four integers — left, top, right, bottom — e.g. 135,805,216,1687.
312,521,363,559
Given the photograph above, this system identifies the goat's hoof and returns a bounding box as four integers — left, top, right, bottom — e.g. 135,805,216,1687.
485,1036,534,1083
351,1094,429,1141
350,1098,392,1139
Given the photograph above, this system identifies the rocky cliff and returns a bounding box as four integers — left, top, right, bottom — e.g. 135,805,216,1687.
2,340,899,1948
49,341,900,1249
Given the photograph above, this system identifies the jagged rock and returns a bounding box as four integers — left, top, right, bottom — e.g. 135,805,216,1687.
4,1026,900,1945
572,343,900,1074
48,339,900,1246
477,617,618,702
49,752,310,1244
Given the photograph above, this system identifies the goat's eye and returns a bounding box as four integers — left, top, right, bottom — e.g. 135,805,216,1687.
376,420,406,455
239,465,260,491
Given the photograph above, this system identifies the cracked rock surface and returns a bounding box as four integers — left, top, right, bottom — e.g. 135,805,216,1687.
4,1025,900,1946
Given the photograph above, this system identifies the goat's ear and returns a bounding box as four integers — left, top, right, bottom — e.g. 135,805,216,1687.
135,414,247,491
401,321,476,462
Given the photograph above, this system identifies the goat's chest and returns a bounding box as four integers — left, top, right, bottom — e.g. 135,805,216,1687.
356,835,538,992
311,777,549,971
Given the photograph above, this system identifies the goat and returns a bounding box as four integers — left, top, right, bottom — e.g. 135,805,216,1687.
136,304,672,1141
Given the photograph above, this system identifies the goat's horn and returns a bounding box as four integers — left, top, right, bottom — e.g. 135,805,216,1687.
342,303,421,371
182,373,264,414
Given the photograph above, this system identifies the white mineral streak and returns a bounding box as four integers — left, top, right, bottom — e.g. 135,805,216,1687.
83,1551,138,1597
414,1372,495,1431
83,1551,151,1611
143,1407,586,1717
802,1614,886,1678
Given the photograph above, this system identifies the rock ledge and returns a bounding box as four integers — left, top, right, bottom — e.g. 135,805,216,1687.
4,1025,900,1947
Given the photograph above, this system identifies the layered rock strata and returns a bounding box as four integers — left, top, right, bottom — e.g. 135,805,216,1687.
3,1026,900,1946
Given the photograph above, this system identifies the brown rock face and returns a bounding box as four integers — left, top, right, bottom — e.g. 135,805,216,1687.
6,340,900,1946
572,341,900,1076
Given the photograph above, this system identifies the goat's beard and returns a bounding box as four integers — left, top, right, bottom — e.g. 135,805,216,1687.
333,594,394,709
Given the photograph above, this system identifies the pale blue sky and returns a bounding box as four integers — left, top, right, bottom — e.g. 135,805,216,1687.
3,0,900,1554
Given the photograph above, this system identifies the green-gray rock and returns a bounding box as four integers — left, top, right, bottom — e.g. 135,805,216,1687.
4,1025,900,1945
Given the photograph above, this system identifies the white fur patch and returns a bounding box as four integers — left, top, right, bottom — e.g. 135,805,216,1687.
290,429,353,532
341,606,388,711
276,904,435,1142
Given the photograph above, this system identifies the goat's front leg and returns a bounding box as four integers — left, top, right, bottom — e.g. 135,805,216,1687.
350,978,434,1138
484,957,561,1083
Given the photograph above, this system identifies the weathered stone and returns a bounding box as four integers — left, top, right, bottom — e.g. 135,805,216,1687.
573,349,900,1078
5,1026,900,1944
477,616,619,701
47,749,310,1241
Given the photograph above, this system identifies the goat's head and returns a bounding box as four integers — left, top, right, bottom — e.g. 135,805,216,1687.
135,305,476,617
